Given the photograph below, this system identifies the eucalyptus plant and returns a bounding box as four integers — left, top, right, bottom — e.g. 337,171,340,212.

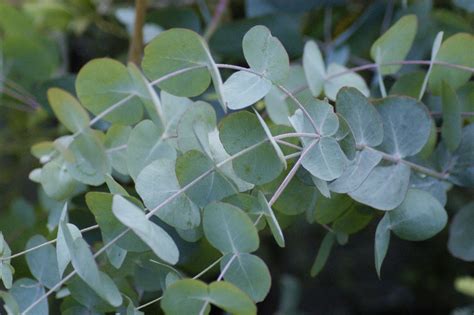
1,12,474,315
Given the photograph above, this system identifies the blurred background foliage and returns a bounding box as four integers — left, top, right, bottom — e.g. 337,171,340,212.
0,0,473,314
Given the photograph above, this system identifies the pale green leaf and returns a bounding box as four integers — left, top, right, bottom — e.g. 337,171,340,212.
220,253,271,302
289,98,339,137
223,71,272,110
375,96,431,158
126,120,176,180
66,131,111,186
448,202,474,261
25,235,60,289
104,125,131,176
176,150,237,207
76,58,143,124
60,221,123,306
142,29,211,97
208,280,257,315
301,137,347,181
336,87,383,146
329,148,382,193
264,65,312,125
441,81,462,152
86,192,149,253
374,214,391,278
370,15,418,75
161,279,209,315
349,163,411,211
219,111,284,185
177,101,216,153
136,159,201,230
48,88,89,133
429,33,474,95
242,25,289,83
112,195,180,265
41,157,77,200
257,191,285,247
388,189,447,241
310,232,335,277
203,201,259,254
303,40,325,97
10,279,48,315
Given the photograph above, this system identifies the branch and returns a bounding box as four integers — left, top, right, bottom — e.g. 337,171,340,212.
203,0,229,41
128,0,147,65
0,225,99,262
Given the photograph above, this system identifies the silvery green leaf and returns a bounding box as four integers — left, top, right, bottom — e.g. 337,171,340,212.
336,87,383,147
289,98,339,137
25,235,60,289
429,33,474,95
375,96,431,158
264,65,313,125
220,253,271,302
142,29,211,97
126,119,176,180
349,163,411,211
301,138,347,181
257,191,285,247
10,279,48,315
329,148,382,193
60,221,123,306
48,88,89,133
448,202,474,261
76,58,143,124
303,40,325,97
176,150,237,207
374,214,391,278
370,15,418,75
441,81,462,152
136,159,201,230
219,111,284,185
112,195,179,265
177,101,216,153
104,125,131,176
203,201,259,254
388,189,447,241
310,232,335,277
41,157,77,200
223,71,272,110
66,131,111,186
242,25,289,83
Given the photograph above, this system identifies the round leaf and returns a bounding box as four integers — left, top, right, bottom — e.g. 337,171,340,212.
203,201,259,254
76,58,143,124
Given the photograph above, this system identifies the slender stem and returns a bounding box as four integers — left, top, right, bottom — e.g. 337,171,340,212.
89,94,136,127
21,227,127,315
136,295,164,311
268,140,318,206
275,139,302,150
326,60,474,81
285,152,302,160
217,254,237,281
361,145,448,180
216,63,320,133
128,0,147,64
0,225,99,262
193,257,223,280
203,0,229,41
150,65,205,86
